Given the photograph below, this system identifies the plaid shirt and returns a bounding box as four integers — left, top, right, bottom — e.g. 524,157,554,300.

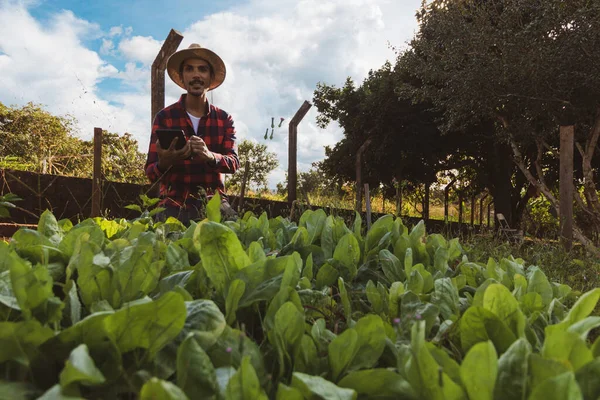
145,94,240,209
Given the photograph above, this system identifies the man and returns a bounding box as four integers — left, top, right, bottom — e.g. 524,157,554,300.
145,43,240,224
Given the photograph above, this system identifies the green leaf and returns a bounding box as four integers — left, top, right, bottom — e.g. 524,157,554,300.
333,233,360,280
460,341,497,400
0,320,54,364
493,338,531,400
38,210,62,246
293,334,320,375
37,385,84,400
270,301,305,378
291,372,357,400
547,288,600,335
388,281,404,319
379,249,405,282
247,241,266,263
460,306,516,354
225,356,268,400
431,277,460,321
206,193,221,223
140,378,190,400
316,263,339,289
351,314,386,371
366,280,384,314
338,369,416,400
225,279,245,325
482,283,525,339
125,204,142,213
328,328,360,381
103,292,186,356
10,254,64,324
542,329,593,371
575,358,600,400
527,267,554,308
567,316,600,341
529,354,571,390
276,383,304,400
177,334,218,399
365,215,394,255
207,327,265,379
0,381,38,400
59,344,106,388
338,277,352,322
195,222,250,294
528,372,582,400
166,243,191,272
299,208,327,244
179,299,226,350
407,321,465,400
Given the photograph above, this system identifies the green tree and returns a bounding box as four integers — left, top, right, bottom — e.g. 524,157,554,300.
226,139,279,190
0,102,147,184
400,0,600,248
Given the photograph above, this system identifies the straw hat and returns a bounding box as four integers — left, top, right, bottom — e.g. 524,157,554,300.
166,43,226,91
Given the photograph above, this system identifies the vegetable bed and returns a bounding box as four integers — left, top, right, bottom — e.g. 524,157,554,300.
1,194,599,399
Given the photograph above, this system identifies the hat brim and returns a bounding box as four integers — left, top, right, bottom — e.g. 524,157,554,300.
166,47,226,91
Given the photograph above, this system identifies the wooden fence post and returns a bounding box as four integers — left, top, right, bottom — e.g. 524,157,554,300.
470,195,476,227
364,183,372,230
479,194,488,227
151,29,184,126
559,125,574,251
355,138,372,212
288,101,312,204
91,127,102,217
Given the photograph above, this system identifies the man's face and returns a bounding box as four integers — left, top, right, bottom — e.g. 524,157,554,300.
181,58,212,97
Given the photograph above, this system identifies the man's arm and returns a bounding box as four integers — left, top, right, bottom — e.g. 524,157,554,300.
210,112,240,174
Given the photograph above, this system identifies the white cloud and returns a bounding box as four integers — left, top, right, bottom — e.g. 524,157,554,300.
100,38,114,55
0,0,422,190
118,35,162,65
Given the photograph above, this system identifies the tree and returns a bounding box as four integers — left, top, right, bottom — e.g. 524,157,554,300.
400,0,600,250
0,102,148,184
226,139,279,190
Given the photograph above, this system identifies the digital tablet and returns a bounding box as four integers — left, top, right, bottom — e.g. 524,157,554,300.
156,129,186,150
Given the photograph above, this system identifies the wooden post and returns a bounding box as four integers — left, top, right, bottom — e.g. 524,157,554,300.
423,183,430,220
560,125,574,250
151,29,183,126
238,160,250,213
458,194,464,224
91,127,102,217
395,182,402,217
444,178,456,224
479,194,488,226
355,138,372,212
470,195,476,227
288,101,312,204
487,201,493,228
364,183,372,230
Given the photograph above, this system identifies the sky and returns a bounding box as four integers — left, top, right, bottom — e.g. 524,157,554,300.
0,0,423,189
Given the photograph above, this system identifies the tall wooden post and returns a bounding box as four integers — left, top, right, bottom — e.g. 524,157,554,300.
479,194,488,226
151,29,184,126
443,178,457,224
458,194,464,224
91,127,102,217
364,183,372,230
288,101,312,204
487,201,493,228
560,125,574,250
355,138,372,212
470,195,476,227
423,183,430,220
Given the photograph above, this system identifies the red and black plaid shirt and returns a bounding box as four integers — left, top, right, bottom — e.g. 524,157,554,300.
144,94,240,209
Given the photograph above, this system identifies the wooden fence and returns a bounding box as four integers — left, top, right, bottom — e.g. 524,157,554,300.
0,168,485,237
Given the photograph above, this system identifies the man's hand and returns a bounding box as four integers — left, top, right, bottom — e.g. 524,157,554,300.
189,136,216,164
156,137,192,170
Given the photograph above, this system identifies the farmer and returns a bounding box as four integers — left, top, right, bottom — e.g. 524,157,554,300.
144,43,240,224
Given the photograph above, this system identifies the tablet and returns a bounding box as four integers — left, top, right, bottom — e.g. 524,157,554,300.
156,129,186,150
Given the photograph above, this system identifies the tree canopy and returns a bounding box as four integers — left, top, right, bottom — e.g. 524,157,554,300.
0,102,147,184
226,139,279,191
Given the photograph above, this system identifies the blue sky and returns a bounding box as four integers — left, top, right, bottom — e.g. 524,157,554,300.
0,0,422,188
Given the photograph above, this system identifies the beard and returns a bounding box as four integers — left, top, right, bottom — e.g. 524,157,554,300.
186,80,208,97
